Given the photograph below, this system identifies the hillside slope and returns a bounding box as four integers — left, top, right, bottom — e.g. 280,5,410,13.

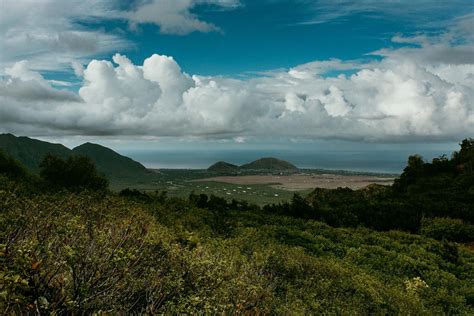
72,143,150,180
0,134,152,184
207,161,240,173
0,133,71,172
207,157,299,173
240,157,298,171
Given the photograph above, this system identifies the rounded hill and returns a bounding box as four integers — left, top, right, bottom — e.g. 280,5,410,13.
207,161,240,173
240,157,298,171
72,142,149,180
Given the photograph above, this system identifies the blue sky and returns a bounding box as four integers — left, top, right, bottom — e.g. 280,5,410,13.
0,0,473,157
125,1,468,75
52,0,472,76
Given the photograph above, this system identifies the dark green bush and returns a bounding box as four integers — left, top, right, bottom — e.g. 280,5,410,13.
421,217,474,242
0,151,29,180
39,154,108,191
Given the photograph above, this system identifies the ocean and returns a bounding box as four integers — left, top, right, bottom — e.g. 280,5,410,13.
121,147,457,174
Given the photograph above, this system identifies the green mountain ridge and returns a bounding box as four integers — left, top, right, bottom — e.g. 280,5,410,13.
72,142,149,180
0,134,150,182
207,157,298,172
0,133,70,173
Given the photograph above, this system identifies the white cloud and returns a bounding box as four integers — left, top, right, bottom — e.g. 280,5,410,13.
0,0,240,73
143,54,194,104
5,61,44,82
234,136,246,143
0,60,81,102
126,0,241,35
72,61,85,78
296,0,472,27
0,18,473,142
0,0,130,73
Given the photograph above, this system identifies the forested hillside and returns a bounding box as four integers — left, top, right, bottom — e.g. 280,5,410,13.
72,142,150,181
0,134,70,173
0,134,152,185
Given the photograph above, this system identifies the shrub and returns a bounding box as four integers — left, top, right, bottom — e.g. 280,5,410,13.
0,151,29,180
39,154,108,191
421,217,474,242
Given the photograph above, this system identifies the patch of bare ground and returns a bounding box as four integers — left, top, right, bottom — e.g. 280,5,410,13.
191,173,394,191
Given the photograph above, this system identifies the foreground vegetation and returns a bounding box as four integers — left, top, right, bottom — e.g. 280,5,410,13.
2,188,473,314
1,139,473,314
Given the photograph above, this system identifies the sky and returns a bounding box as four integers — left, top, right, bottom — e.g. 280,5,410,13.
0,0,473,157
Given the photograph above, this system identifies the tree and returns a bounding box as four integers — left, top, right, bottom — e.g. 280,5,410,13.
454,138,474,173
40,154,108,191
393,154,424,193
290,193,313,219
0,150,29,179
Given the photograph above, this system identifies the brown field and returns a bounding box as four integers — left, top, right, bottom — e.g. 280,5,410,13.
192,173,395,191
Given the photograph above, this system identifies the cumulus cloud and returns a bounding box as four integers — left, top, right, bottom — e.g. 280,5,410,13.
0,61,81,103
1,19,473,142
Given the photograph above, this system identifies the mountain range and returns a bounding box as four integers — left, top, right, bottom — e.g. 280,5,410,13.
1,133,300,183
0,133,151,182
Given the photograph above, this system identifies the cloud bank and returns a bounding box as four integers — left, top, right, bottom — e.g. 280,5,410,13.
1,18,473,143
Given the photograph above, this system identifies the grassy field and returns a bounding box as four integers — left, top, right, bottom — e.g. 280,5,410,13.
192,174,394,190
109,168,395,205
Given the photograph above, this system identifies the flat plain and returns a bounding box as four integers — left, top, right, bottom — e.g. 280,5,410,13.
192,173,395,190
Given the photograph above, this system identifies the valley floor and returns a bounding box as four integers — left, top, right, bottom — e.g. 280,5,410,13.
110,169,395,205
192,173,394,190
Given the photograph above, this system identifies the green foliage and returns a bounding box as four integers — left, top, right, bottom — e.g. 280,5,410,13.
421,217,474,243
0,192,182,313
454,138,474,173
72,142,151,181
0,151,40,195
261,139,474,236
0,133,71,173
39,154,108,192
1,183,474,313
263,186,421,232
0,134,158,188
393,138,474,223
189,192,260,212
0,151,29,180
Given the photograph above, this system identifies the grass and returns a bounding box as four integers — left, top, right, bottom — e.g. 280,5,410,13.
110,169,314,205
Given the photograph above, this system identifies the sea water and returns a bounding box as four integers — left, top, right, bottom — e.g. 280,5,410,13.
121,147,456,174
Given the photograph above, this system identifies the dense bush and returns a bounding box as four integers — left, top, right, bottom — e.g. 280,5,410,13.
264,188,422,232
393,138,474,222
39,154,108,192
0,151,29,180
1,187,473,314
421,217,474,242
0,192,182,313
